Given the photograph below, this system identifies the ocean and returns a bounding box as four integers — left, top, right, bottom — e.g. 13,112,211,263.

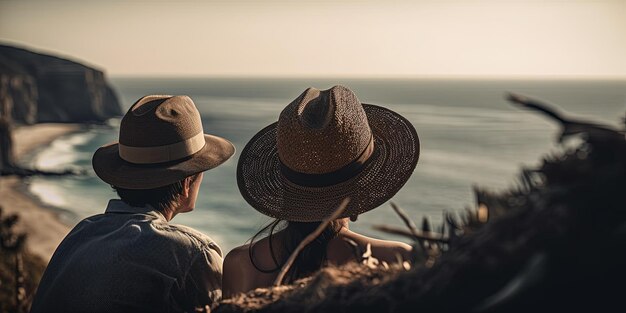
25,78,626,252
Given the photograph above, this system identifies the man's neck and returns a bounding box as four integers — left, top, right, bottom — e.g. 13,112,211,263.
157,205,177,222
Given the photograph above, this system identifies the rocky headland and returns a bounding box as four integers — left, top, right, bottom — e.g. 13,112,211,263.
0,43,121,173
0,44,121,123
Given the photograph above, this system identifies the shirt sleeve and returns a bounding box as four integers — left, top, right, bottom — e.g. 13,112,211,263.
183,243,224,311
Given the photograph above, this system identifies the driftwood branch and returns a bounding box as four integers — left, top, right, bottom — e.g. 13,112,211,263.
273,198,351,287
390,202,421,239
507,92,623,141
507,92,567,123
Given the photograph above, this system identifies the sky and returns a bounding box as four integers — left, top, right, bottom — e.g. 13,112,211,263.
1,0,625,78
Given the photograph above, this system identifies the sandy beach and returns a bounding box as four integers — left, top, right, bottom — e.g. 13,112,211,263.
0,123,82,262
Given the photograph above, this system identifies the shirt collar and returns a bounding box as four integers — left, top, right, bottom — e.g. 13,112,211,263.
105,199,166,220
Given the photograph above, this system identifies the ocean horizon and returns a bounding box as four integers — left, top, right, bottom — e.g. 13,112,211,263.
24,77,626,252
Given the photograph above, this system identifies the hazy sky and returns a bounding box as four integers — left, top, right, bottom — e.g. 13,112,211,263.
1,0,625,77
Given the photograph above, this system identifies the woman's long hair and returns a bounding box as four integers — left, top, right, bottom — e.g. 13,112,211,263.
248,219,344,283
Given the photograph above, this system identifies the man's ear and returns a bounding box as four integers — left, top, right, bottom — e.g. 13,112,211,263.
182,177,191,197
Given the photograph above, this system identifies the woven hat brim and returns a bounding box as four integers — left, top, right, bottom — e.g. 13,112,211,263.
237,104,420,222
93,134,235,189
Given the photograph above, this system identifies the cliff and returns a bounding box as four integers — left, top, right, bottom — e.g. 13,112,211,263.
0,44,121,124
0,44,122,173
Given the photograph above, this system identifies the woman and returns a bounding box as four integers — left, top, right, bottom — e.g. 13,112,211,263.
223,85,420,297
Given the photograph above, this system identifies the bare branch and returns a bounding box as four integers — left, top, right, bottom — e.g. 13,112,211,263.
273,198,351,287
507,92,565,122
390,202,420,239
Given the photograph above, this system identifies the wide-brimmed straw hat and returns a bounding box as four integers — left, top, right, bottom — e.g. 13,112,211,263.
237,85,420,222
93,95,235,189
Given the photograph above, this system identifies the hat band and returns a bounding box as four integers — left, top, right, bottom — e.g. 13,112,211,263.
279,136,375,187
118,132,206,164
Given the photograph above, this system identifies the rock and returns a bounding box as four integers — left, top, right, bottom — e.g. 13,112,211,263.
0,44,122,124
0,44,122,175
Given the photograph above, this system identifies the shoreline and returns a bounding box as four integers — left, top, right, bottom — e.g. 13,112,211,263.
0,123,83,262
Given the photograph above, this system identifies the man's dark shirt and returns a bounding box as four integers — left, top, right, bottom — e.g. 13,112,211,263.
31,200,222,313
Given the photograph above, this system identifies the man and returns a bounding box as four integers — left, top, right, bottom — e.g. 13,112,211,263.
31,95,235,312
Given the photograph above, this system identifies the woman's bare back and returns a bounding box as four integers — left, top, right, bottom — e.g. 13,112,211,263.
222,228,412,298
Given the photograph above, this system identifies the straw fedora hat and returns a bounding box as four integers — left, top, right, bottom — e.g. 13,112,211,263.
237,85,420,222
93,95,235,189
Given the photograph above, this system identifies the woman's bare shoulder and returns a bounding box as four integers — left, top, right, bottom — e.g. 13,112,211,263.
225,236,280,270
223,237,280,298
223,246,248,281
223,243,255,298
224,243,252,264
223,242,267,280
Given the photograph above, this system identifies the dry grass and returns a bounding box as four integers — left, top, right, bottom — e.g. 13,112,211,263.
0,207,47,313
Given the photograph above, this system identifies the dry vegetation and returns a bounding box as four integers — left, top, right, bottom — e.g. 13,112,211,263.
0,206,47,313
